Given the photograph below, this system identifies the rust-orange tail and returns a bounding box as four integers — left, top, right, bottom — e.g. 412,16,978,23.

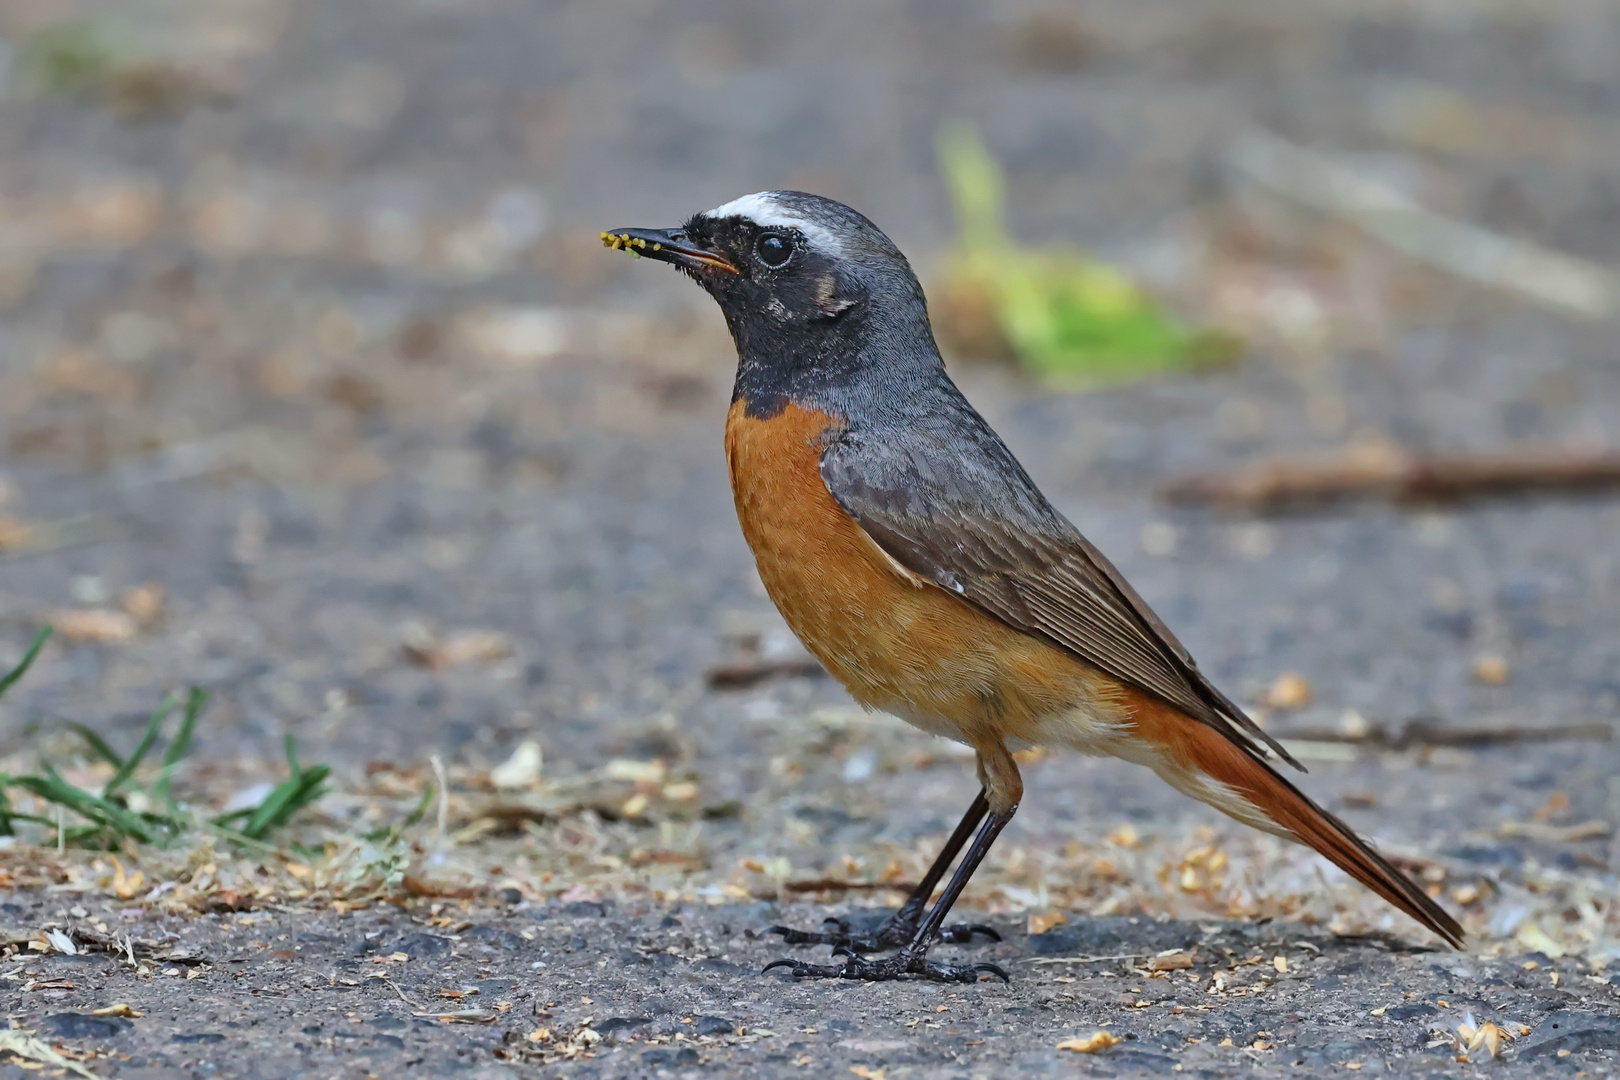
1126,692,1465,948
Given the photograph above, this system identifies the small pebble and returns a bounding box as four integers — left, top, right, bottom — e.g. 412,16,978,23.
1472,655,1510,685
1265,672,1313,710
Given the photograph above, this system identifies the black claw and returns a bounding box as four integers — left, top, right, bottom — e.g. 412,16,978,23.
915,959,989,984
759,950,1012,984
766,924,843,946
937,921,1001,944
763,914,998,953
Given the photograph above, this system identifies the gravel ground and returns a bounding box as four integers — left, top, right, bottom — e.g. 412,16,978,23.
1,0,1619,1076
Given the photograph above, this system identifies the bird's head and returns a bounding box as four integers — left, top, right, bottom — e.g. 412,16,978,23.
604,191,944,414
603,191,929,334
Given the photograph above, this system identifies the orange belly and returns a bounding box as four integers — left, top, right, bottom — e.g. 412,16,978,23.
724,399,1121,747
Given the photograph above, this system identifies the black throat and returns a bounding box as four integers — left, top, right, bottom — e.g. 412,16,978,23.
724,277,947,424
728,303,872,420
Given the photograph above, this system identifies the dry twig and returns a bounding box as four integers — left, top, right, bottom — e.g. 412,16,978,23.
1268,717,1610,752
1162,444,1620,512
705,658,827,689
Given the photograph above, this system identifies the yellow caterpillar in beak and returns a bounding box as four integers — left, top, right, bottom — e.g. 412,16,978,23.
598,232,660,253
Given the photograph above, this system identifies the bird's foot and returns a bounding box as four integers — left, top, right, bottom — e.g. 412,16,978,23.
762,949,1008,984
765,914,1000,953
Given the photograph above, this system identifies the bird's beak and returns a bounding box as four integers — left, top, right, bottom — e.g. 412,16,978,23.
599,227,738,273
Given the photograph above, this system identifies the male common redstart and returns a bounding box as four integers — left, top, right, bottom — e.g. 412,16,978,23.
602,192,1462,983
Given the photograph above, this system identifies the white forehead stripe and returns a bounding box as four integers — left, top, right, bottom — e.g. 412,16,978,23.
702,192,841,254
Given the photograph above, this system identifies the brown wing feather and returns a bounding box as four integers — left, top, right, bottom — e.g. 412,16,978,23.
822,418,1301,770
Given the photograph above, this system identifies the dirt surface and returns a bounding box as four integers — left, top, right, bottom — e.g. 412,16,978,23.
2,896,1620,1079
2,0,1620,1076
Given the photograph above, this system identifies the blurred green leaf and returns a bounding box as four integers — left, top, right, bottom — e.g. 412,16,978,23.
933,121,1239,382
16,22,118,98
937,119,1007,253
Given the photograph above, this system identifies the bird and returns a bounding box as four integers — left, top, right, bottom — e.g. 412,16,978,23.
601,191,1463,983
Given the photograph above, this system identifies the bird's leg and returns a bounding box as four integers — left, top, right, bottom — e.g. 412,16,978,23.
765,789,1001,951
765,741,1020,982
764,799,1016,983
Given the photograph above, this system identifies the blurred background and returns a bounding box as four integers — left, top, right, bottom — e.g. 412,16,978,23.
0,0,1617,940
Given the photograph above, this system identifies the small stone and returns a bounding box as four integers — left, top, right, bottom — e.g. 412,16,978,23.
1516,1012,1620,1058
120,583,166,624
561,900,606,918
0,518,32,552
595,1016,651,1040
643,1047,701,1067
401,627,513,670
463,926,524,951
1139,521,1178,557
694,1015,735,1036
490,740,543,789
1472,655,1510,685
392,932,451,957
1229,523,1275,560
69,182,163,247
1265,672,1313,710
40,1013,132,1039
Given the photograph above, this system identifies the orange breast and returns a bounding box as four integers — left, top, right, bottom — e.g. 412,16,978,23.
724,399,1113,746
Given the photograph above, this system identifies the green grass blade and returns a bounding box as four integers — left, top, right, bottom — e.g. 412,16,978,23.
2,810,62,828
235,766,330,840
9,770,161,844
0,627,52,702
0,776,77,835
203,821,289,856
215,735,328,841
402,780,437,828
64,722,127,770
152,687,207,805
103,691,178,798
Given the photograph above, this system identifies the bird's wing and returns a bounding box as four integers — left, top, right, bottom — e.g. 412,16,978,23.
820,413,1300,769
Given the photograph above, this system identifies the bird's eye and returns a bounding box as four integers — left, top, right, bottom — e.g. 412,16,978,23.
754,233,794,268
